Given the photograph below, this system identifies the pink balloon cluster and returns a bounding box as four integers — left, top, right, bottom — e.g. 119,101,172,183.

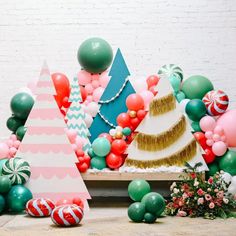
0,134,21,159
65,129,84,151
200,116,227,156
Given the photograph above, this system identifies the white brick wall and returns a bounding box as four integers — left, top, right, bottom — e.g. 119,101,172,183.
1,0,236,137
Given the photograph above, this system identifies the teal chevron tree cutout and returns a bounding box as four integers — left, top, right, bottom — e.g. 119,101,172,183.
66,77,91,152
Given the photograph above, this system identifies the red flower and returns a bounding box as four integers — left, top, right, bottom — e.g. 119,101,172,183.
181,183,190,192
188,192,194,197
190,173,196,179
197,188,204,196
208,177,213,184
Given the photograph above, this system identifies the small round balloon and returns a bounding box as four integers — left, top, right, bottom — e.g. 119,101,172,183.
10,93,34,119
0,176,12,193
202,90,229,116
185,99,207,121
158,64,183,81
218,150,236,175
16,126,27,141
92,137,111,157
6,116,24,132
182,75,214,99
128,179,151,201
144,212,157,224
127,202,145,223
90,156,107,170
77,38,113,73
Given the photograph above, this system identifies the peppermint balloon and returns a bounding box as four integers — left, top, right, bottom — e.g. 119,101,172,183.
158,64,183,81
51,204,84,227
2,157,31,185
202,90,229,116
26,198,55,217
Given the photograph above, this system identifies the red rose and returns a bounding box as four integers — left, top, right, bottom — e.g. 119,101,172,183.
190,173,197,179
208,177,213,184
197,188,204,196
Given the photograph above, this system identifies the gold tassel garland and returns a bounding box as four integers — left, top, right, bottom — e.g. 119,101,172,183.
125,139,197,168
135,115,186,151
149,93,176,116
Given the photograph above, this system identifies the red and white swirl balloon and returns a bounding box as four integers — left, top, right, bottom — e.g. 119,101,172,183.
26,198,55,217
203,90,229,116
51,204,84,227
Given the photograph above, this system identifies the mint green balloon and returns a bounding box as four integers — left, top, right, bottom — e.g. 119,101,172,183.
175,91,186,103
122,127,131,136
91,156,106,170
169,75,181,93
182,75,214,99
92,137,111,157
128,179,151,201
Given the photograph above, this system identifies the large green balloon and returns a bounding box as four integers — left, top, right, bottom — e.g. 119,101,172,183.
77,37,113,73
128,179,151,201
6,116,24,132
127,202,145,223
90,156,107,170
10,93,34,119
92,137,111,157
144,212,157,224
7,185,32,212
206,162,219,179
0,159,8,175
16,126,27,141
185,99,207,121
0,176,12,193
141,192,165,217
218,150,236,175
0,194,6,214
181,75,214,99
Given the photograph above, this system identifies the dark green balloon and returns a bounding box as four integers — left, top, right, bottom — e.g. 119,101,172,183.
90,156,106,170
128,179,151,201
191,121,202,132
16,126,27,141
0,176,12,193
10,93,34,119
144,212,157,223
0,159,8,175
182,75,214,99
0,194,6,214
218,150,236,175
206,162,219,179
6,116,24,132
7,185,32,212
141,192,165,217
122,127,132,136
185,99,207,121
127,202,145,223
77,37,113,73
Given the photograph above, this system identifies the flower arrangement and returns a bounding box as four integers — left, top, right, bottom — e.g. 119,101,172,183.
165,163,236,219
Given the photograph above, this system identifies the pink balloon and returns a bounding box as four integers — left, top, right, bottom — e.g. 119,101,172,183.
85,83,94,95
67,130,77,143
86,95,93,103
99,72,110,88
13,140,21,148
139,90,154,110
217,109,236,147
71,144,78,151
93,87,104,102
205,131,213,139
75,137,84,150
9,147,17,156
213,134,221,142
10,134,17,141
200,116,216,132
6,140,13,148
78,70,92,86
221,135,226,142
0,143,9,159
84,113,93,128
91,80,100,89
206,139,214,146
214,125,224,135
212,141,227,156
91,73,100,80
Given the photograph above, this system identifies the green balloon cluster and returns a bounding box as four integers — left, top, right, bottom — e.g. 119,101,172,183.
6,116,24,132
218,150,236,175
185,99,207,121
181,75,214,99
77,37,113,73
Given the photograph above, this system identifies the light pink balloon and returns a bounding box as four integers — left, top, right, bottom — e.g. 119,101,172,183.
199,116,216,132
84,113,93,128
205,131,213,139
13,140,21,148
10,134,17,141
214,125,224,135
217,110,236,147
71,144,78,151
212,141,227,156
139,90,154,110
86,95,93,103
9,147,17,156
0,143,9,159
87,102,99,117
213,134,221,142
99,72,110,88
75,137,84,150
221,135,226,142
85,83,94,95
91,73,100,80
93,87,104,102
91,80,100,89
78,70,92,86
6,139,13,148
206,139,214,146
67,130,77,144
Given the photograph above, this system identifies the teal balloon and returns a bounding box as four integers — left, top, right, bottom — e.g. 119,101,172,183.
10,93,34,119
88,148,96,158
175,91,186,103
0,176,12,193
182,75,214,99
122,127,131,136
185,99,207,121
92,137,111,157
91,156,107,170
127,202,145,223
218,150,236,175
0,159,8,175
144,212,157,224
206,162,219,179
141,192,165,217
6,116,24,132
16,126,27,141
191,121,202,132
128,179,151,201
169,75,181,93
7,185,33,212
77,37,113,73
0,194,6,214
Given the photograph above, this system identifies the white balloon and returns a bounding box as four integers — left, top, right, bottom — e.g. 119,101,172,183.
109,129,116,136
131,78,147,93
87,102,100,117
179,99,190,113
228,184,236,195
221,172,232,184
84,113,93,128
116,126,123,132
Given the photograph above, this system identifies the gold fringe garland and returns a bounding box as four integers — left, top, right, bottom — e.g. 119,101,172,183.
149,93,176,116
135,115,186,151
125,139,197,168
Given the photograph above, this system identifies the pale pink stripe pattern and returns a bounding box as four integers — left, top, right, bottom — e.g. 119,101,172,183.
29,108,62,119
27,127,65,135
37,94,55,101
36,81,53,87
19,144,73,154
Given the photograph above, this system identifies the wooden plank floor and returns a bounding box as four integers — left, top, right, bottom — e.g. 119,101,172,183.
0,205,235,236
